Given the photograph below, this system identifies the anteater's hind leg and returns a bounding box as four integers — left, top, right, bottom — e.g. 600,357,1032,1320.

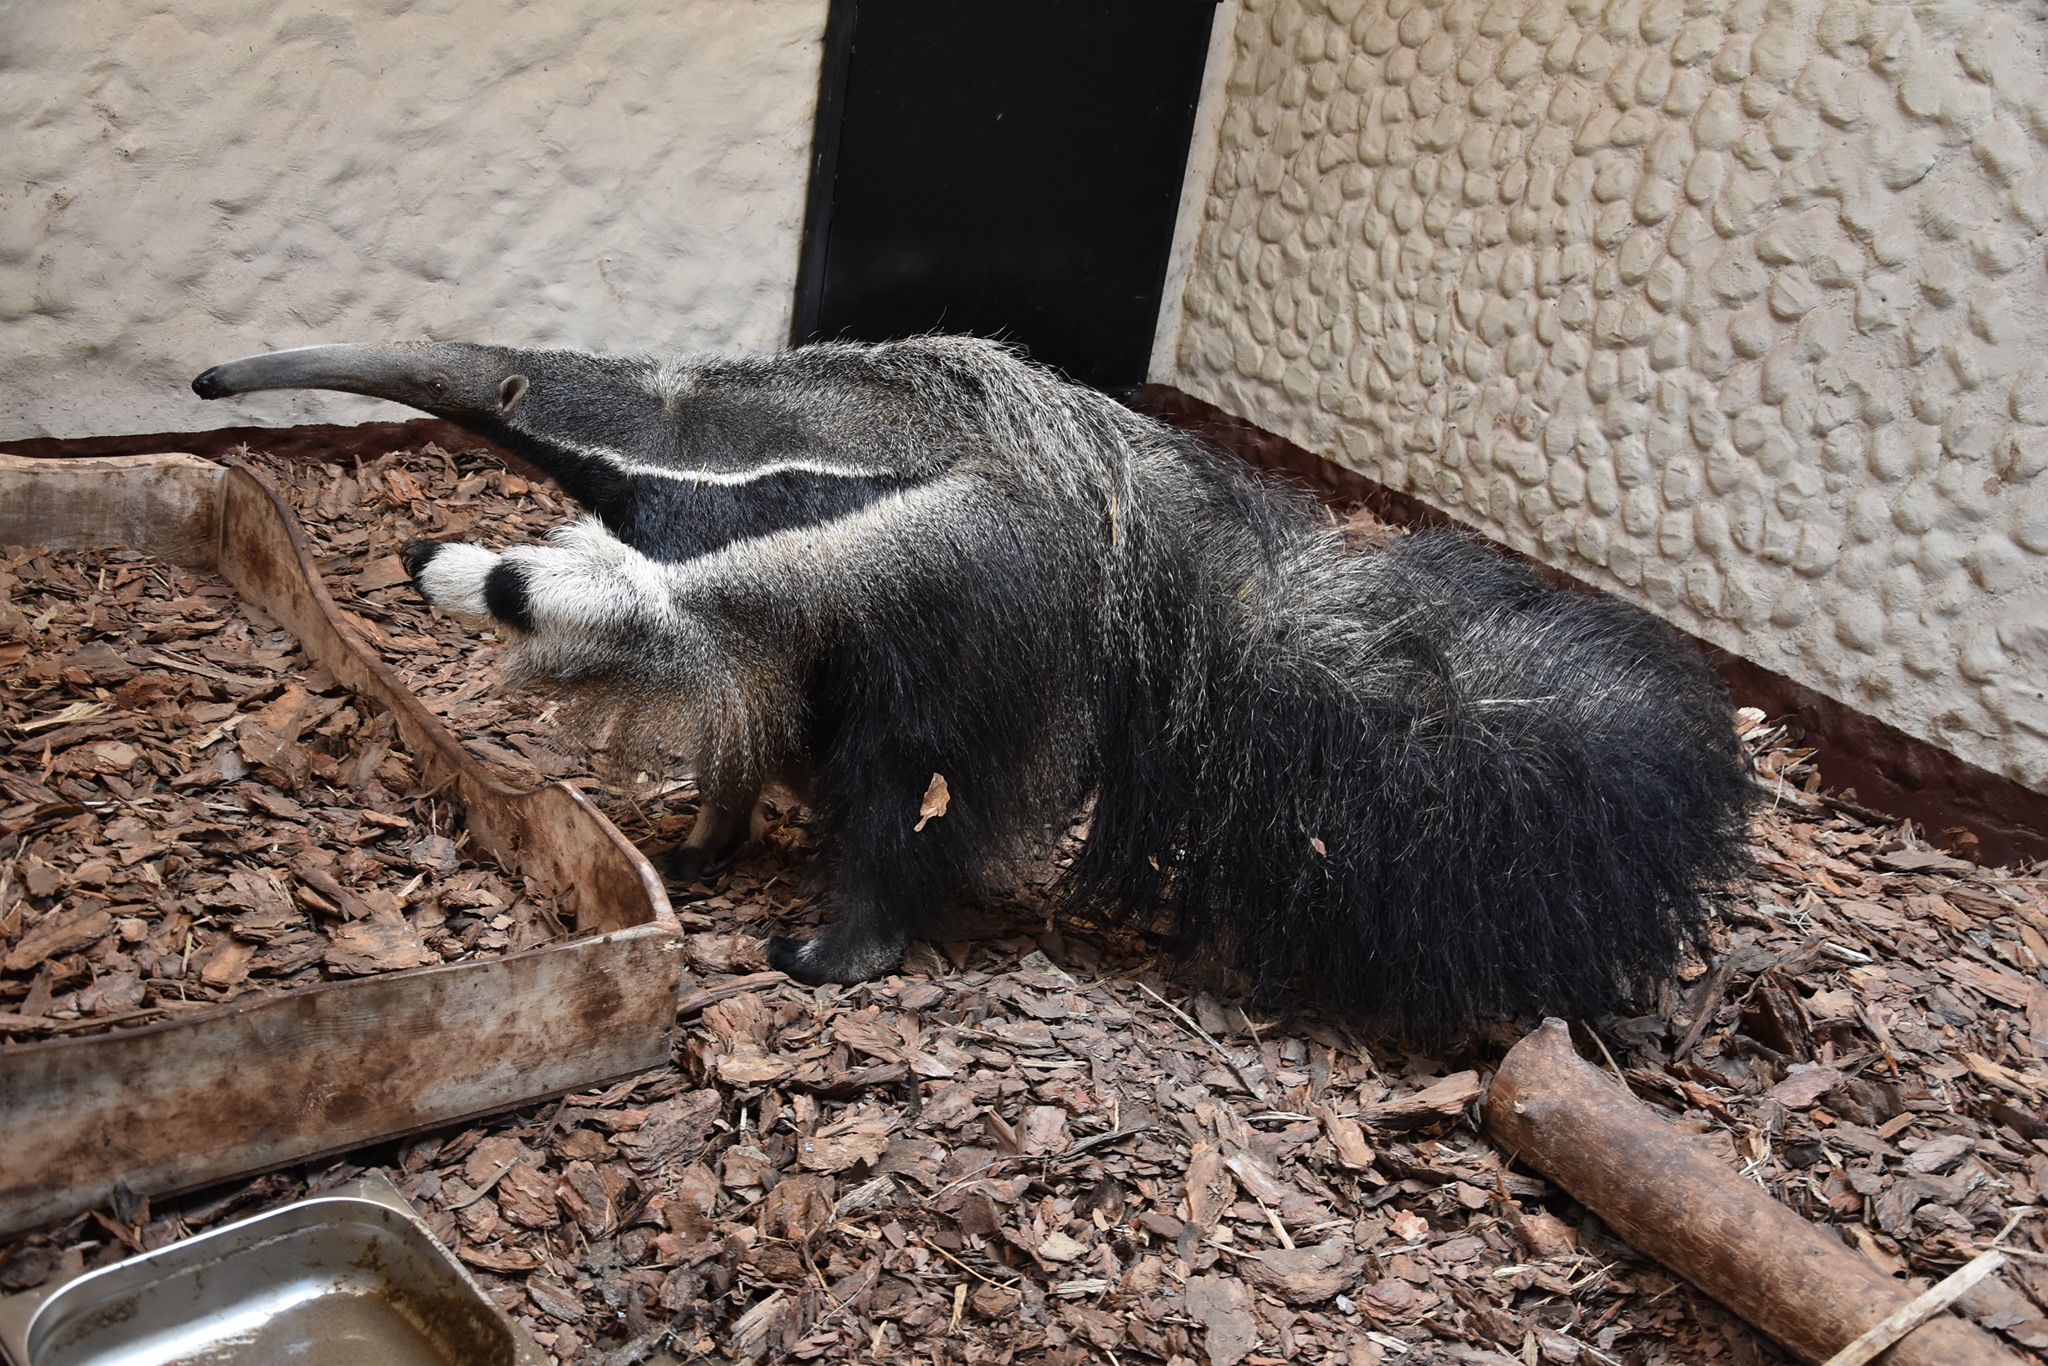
669,779,765,882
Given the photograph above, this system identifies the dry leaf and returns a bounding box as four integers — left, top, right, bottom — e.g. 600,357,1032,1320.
3,908,113,973
496,1161,560,1229
1241,1238,1362,1305
715,1047,794,1086
1183,1141,1231,1233
1318,1106,1374,1170
758,1172,836,1241
1035,1230,1088,1263
322,920,432,976
913,772,950,832
198,938,256,989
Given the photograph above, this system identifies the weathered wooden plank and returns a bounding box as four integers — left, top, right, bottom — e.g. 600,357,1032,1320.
0,927,678,1235
0,452,222,568
0,453,683,1237
210,466,666,933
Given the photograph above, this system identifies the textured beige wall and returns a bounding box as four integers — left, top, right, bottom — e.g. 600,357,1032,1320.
0,0,827,440
1163,0,2048,795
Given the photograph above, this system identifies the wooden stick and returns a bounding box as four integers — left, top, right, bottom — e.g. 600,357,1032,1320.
1136,981,1268,1101
1821,1250,2008,1366
1673,957,1736,1062
675,970,788,1017
1482,1020,2020,1366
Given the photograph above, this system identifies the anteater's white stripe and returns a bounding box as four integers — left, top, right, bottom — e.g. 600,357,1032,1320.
542,432,898,487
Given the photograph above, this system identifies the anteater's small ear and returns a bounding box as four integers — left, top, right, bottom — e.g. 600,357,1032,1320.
498,374,529,416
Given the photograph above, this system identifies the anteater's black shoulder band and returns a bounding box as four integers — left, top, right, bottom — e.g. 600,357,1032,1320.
613,469,923,564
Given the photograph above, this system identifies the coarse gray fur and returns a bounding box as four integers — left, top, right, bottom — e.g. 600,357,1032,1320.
194,335,1754,1033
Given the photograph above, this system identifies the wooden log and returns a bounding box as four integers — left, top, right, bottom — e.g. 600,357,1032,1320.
210,465,663,935
0,451,223,569
1482,1019,2020,1366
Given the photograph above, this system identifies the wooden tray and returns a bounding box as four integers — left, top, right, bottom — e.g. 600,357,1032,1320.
0,453,681,1237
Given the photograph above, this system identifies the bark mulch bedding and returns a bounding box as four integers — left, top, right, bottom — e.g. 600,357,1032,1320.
0,538,569,1042
2,444,2047,1366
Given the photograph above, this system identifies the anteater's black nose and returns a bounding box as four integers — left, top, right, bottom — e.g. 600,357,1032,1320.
191,368,229,399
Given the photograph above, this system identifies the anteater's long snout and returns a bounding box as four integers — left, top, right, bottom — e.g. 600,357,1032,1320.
186,342,535,426
189,344,411,402
190,366,234,399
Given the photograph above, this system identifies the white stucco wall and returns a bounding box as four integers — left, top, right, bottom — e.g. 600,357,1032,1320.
0,0,828,439
1161,0,2048,795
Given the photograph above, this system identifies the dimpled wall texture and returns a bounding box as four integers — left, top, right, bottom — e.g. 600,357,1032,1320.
0,0,827,440
1164,0,2048,796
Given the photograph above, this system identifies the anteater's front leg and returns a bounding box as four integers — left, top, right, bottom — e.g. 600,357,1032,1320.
402,522,786,884
401,501,987,988
765,891,909,985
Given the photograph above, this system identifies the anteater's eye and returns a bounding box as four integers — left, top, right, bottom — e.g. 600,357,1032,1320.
427,375,449,396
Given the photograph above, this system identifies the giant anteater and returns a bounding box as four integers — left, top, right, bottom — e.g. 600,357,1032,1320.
194,335,1751,1032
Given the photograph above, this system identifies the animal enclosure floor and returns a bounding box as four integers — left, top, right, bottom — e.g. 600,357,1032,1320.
0,541,571,1039
2,445,2046,1365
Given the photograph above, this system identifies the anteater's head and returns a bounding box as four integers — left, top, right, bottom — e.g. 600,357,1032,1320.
192,341,539,424
191,342,657,510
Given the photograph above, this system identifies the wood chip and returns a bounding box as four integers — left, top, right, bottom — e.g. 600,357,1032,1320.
0,532,576,1040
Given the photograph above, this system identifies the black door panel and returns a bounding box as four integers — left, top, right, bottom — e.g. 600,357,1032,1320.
792,0,1219,392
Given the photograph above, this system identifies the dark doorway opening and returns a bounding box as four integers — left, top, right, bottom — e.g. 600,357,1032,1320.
791,0,1220,392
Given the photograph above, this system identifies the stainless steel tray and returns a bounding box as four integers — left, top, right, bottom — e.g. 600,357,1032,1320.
0,1176,545,1366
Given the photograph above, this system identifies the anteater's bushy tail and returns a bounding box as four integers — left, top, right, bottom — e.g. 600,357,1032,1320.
1069,522,1754,1037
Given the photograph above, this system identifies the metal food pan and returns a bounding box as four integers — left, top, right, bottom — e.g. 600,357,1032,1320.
0,453,682,1237
0,1175,546,1366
